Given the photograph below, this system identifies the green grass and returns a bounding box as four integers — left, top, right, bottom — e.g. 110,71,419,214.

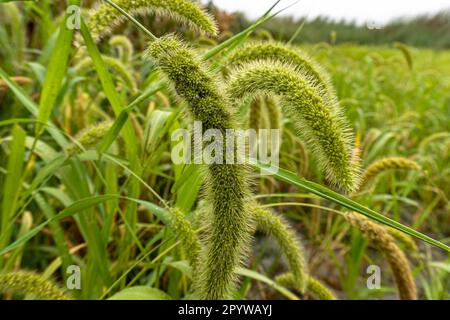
0,0,448,300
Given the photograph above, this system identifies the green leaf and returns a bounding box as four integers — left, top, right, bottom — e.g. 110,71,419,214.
27,62,46,85
147,110,172,151
35,1,80,136
0,124,26,251
97,82,166,155
250,160,450,253
0,194,121,256
163,260,192,279
18,154,67,209
137,200,171,225
108,286,172,300
0,67,68,147
429,262,450,273
79,18,136,155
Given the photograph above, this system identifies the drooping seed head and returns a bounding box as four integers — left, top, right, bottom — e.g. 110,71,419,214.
67,121,113,156
386,228,418,253
275,273,336,300
227,42,337,105
359,157,421,191
109,35,134,64
167,207,201,266
87,0,218,42
253,205,308,293
146,35,253,300
343,212,417,300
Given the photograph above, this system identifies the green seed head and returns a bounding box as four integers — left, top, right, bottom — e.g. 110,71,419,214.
0,271,70,300
146,35,253,300
87,0,218,42
227,42,337,105
359,157,421,191
386,228,418,253
276,273,336,300
168,207,201,266
109,35,134,64
227,61,360,192
67,121,113,156
253,205,308,293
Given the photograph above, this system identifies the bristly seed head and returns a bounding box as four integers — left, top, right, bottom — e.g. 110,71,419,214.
227,42,338,105
343,212,417,300
67,121,113,156
87,0,218,42
146,35,253,300
359,157,421,191
253,205,308,293
227,61,360,192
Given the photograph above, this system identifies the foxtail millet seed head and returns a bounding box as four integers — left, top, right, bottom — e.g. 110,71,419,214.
253,205,308,293
227,61,360,192
343,212,417,300
227,42,338,105
66,121,113,156
109,35,134,64
87,0,218,42
146,35,253,300
0,271,70,300
275,273,336,300
359,157,421,191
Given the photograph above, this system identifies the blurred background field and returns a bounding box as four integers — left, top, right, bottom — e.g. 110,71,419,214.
0,1,449,300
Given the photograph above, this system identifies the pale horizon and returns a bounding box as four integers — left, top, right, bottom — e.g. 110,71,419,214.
201,0,450,25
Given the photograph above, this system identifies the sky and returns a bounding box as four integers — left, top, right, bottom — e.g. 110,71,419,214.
201,0,450,25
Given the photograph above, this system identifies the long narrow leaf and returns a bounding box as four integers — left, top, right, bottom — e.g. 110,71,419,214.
35,0,80,136
250,160,450,252
0,125,26,253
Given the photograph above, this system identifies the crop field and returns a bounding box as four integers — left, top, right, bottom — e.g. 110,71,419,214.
0,1,449,301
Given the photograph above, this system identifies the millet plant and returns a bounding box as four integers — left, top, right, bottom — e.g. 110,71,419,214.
0,0,448,301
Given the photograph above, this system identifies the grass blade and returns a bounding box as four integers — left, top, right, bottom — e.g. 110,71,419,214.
0,124,26,261
0,67,68,147
250,160,450,252
35,0,80,136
